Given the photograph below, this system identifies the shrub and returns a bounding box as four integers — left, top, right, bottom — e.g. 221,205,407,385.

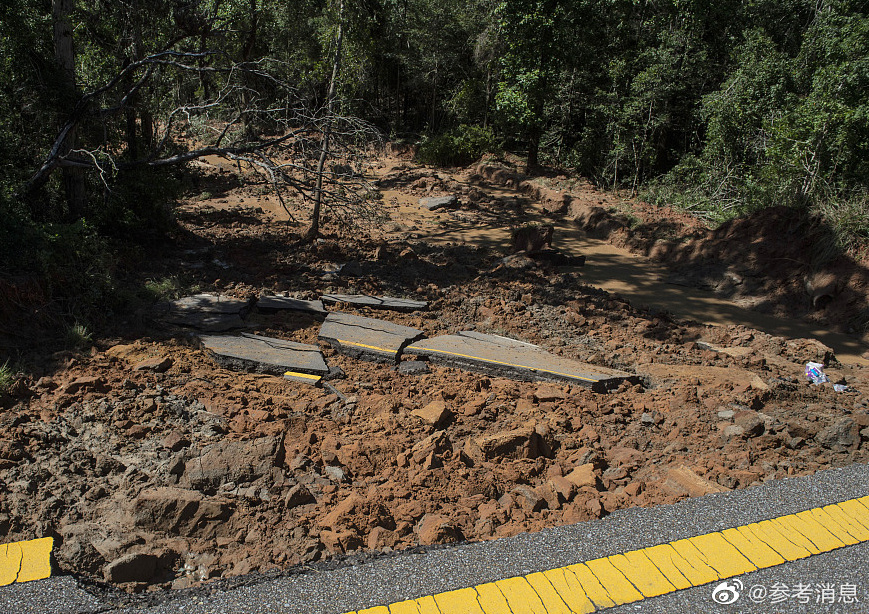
417,124,497,167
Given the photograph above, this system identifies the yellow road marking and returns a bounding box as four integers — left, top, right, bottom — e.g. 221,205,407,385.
410,346,599,383
608,550,676,598
537,568,596,613
341,497,869,613
0,537,52,586
335,339,394,354
283,371,322,381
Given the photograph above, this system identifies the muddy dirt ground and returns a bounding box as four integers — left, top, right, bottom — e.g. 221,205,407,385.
2,153,869,592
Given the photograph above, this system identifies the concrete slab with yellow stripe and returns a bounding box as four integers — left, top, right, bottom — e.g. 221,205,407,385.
4,463,869,614
404,332,638,391
319,312,424,363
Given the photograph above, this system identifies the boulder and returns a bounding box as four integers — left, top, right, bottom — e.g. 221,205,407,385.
184,436,284,492
417,514,461,545
816,417,860,451
666,465,729,498
131,488,232,537
465,425,541,461
411,400,452,428
419,195,458,211
564,464,600,490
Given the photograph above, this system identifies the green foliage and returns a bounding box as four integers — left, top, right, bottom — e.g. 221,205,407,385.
0,361,14,396
647,0,869,248
64,322,93,351
144,276,186,301
819,191,869,255
417,124,498,167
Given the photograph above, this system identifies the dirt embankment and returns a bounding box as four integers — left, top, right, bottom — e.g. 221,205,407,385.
473,161,869,339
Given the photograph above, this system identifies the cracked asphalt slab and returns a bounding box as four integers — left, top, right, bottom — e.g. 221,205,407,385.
5,462,869,614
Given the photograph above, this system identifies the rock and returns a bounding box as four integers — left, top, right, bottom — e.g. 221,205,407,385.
410,431,451,465
666,465,729,497
417,514,460,545
733,411,765,437
606,447,644,469
162,430,190,452
184,436,283,492
585,498,604,518
419,195,458,211
367,527,399,550
411,400,452,428
132,488,231,537
324,465,349,483
816,417,859,451
104,552,158,584
56,523,108,575
320,529,363,554
35,376,58,390
398,361,430,375
547,476,576,502
533,384,567,403
721,425,746,442
465,425,541,461
318,493,365,530
717,409,735,420
285,484,316,509
511,485,547,512
133,356,173,373
564,464,600,490
63,376,108,395
339,260,363,277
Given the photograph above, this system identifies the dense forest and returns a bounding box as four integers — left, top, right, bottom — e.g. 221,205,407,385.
1,0,867,318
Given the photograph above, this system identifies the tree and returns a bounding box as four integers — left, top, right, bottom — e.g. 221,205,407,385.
19,0,382,235
494,0,566,172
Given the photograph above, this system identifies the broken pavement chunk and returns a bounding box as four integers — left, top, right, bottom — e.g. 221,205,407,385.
256,295,327,315
404,331,637,391
318,312,424,363
161,294,253,331
320,294,428,312
199,333,328,377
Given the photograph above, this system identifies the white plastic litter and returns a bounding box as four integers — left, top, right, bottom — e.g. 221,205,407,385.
805,362,829,385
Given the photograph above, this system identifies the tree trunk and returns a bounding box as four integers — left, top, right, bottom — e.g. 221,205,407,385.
304,0,345,241
241,0,259,138
53,0,87,219
526,130,540,174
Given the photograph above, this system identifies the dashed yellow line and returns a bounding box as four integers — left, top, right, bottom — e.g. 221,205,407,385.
345,497,869,613
0,537,52,586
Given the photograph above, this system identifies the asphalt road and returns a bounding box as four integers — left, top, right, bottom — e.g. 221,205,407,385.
4,461,869,614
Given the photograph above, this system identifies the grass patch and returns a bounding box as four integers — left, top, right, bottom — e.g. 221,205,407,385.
144,276,186,301
0,361,14,395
